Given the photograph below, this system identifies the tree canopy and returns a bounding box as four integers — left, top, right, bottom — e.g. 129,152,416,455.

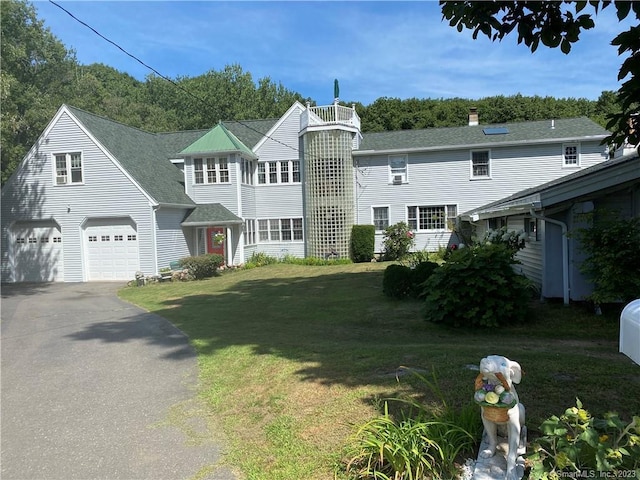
440,0,640,151
0,0,632,184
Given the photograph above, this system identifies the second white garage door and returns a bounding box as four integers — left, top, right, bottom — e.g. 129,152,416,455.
85,219,140,281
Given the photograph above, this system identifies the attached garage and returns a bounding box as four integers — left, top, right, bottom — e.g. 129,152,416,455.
84,218,140,281
11,220,64,282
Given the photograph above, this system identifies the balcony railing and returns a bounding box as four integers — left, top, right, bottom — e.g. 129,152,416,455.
301,102,361,132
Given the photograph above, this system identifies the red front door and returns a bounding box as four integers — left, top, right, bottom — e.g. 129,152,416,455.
206,227,225,256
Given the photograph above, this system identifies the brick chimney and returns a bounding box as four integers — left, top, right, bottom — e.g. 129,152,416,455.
468,107,479,126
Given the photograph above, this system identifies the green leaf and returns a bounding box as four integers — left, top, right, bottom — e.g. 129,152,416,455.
560,38,572,54
615,1,632,20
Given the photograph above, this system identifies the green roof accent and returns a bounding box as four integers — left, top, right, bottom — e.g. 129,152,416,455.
358,117,609,153
182,203,243,226
180,122,256,157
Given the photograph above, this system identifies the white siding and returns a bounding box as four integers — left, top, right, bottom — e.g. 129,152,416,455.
355,140,607,252
255,105,302,161
155,208,191,269
509,216,543,288
184,154,240,212
255,186,303,218
1,110,154,282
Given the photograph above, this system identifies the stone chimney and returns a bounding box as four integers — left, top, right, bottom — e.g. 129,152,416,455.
468,107,479,126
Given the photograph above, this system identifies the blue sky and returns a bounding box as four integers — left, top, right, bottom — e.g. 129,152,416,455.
34,1,632,106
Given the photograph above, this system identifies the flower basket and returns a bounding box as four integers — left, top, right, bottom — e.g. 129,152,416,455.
474,372,517,423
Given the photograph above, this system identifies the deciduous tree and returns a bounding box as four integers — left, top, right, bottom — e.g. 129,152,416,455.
440,1,640,151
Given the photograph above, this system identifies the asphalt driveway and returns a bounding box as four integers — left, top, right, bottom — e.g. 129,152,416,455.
1,282,236,480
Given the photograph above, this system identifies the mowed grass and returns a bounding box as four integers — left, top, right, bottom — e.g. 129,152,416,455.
119,263,640,480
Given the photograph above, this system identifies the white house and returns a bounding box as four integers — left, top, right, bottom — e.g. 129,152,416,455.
1,101,613,294
462,151,640,303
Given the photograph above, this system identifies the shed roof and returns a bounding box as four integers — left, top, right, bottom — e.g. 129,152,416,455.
182,203,243,226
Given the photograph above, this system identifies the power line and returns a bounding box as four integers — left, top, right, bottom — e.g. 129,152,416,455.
48,0,301,155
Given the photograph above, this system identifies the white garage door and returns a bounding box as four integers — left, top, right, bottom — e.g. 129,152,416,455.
85,218,140,281
12,221,64,282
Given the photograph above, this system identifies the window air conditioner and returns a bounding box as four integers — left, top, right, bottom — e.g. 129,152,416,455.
393,175,403,184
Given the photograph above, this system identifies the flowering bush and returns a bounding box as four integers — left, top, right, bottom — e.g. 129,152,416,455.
527,399,640,478
484,226,526,254
382,222,415,261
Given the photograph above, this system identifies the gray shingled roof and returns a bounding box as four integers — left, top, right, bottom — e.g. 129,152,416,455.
358,117,609,153
66,106,278,205
67,106,195,206
181,203,243,226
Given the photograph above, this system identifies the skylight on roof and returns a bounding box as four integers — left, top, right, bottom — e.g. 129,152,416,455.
483,127,509,135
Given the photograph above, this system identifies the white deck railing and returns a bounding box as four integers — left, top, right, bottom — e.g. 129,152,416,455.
301,102,361,131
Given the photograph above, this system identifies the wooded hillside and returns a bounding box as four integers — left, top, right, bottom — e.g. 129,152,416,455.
1,0,622,184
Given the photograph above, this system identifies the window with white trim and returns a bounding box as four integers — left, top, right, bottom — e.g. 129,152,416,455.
244,219,256,245
407,205,457,231
256,161,302,185
471,150,490,178
372,206,389,231
193,156,230,184
256,218,304,241
389,155,407,184
55,152,83,185
241,158,254,185
563,143,580,167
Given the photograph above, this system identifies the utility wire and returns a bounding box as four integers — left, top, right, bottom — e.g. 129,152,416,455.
48,0,301,155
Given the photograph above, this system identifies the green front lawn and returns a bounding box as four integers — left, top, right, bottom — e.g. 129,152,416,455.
119,263,640,480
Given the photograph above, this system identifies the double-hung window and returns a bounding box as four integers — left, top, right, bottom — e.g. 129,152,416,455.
194,158,204,184
206,158,217,183
257,160,302,184
563,143,580,167
55,152,83,185
407,205,457,231
389,155,407,184
194,156,230,184
256,218,304,241
373,206,389,231
471,150,490,178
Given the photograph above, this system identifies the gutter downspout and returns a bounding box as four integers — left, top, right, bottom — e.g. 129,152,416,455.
529,207,569,305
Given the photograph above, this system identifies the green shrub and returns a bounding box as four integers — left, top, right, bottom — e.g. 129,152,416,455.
423,243,532,327
382,222,415,261
178,254,224,280
575,214,640,304
351,225,375,263
405,249,433,267
411,261,439,298
527,399,640,478
281,255,352,266
383,264,413,299
245,251,279,268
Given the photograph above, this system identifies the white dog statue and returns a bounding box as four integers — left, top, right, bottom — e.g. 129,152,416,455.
476,355,526,480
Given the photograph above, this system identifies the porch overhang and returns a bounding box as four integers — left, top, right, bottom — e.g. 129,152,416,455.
181,203,243,227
